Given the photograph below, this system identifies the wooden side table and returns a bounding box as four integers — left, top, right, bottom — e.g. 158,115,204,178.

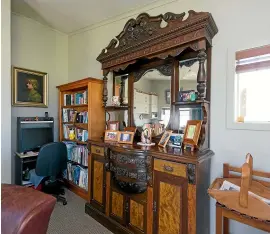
216,203,270,234
208,154,270,234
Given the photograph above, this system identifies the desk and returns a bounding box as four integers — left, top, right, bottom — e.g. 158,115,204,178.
15,152,38,186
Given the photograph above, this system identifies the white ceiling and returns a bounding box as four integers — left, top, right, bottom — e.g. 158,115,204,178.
13,0,160,34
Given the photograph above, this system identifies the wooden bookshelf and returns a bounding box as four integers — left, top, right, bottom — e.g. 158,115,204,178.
57,78,105,201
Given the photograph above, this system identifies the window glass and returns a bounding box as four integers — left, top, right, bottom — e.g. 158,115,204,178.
235,45,270,123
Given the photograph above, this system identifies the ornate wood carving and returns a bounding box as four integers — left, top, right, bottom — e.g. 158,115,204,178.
196,50,207,100
187,164,196,184
134,63,173,82
102,72,109,106
180,58,198,67
97,10,218,71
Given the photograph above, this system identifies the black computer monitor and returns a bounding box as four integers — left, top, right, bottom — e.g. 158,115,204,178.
17,117,54,152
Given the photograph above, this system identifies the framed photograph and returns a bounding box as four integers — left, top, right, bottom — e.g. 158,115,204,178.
104,130,119,142
118,131,134,144
182,120,202,150
12,66,48,107
165,89,171,104
158,130,173,148
108,121,120,131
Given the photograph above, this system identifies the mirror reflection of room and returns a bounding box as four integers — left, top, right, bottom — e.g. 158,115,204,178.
113,75,128,105
178,59,205,131
133,69,170,137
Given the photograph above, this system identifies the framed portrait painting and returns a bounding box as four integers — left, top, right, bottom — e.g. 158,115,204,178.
12,66,48,107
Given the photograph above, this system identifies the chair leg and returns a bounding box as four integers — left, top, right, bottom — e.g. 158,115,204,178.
56,195,67,205
223,216,229,234
216,205,223,234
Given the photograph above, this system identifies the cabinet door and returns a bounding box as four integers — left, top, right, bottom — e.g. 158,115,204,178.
127,198,147,234
90,153,106,212
153,171,188,234
109,189,126,224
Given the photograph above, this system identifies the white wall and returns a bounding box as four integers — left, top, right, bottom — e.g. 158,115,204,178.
68,0,270,233
11,14,68,181
1,0,11,183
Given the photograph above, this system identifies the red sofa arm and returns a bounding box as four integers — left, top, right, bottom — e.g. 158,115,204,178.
1,184,56,234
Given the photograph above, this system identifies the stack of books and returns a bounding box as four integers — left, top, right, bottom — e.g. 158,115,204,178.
63,141,88,166
62,109,88,123
65,162,88,191
64,90,88,105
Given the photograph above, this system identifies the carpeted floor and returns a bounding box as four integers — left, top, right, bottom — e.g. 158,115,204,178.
48,190,112,234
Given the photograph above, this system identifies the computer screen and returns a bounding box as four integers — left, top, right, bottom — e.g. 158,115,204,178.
17,117,54,152
20,128,54,152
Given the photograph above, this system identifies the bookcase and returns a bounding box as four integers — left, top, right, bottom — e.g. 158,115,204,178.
57,78,104,201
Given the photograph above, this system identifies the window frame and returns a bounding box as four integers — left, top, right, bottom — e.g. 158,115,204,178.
226,45,270,131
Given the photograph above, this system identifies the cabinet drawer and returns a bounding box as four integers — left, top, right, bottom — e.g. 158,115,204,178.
91,145,104,156
154,159,187,178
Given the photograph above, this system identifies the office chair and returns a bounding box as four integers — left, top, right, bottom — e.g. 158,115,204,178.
36,142,67,205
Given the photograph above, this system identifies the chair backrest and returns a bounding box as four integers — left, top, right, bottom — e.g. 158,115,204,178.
223,153,270,188
36,142,67,177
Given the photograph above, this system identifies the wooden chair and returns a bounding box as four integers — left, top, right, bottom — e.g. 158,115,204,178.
208,154,270,234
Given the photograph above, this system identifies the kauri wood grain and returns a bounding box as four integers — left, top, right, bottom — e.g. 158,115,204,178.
111,191,124,219
93,160,104,204
188,184,196,234
147,186,153,234
158,181,181,234
106,172,111,216
154,159,187,178
91,146,104,157
130,200,144,231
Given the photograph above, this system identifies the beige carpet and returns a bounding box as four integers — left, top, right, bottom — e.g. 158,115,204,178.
48,190,112,234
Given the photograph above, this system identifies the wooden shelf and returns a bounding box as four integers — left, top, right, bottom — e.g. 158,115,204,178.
67,160,88,168
62,104,88,108
64,179,88,201
62,139,88,145
105,105,129,111
63,122,88,129
173,100,209,106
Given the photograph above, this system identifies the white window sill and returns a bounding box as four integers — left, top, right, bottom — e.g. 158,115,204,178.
227,121,270,131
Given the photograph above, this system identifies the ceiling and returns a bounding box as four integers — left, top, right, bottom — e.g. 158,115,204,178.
12,0,160,34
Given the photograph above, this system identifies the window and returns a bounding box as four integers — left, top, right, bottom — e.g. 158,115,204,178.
231,44,270,129
161,108,170,127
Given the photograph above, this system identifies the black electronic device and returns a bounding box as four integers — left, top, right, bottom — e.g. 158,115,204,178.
17,117,54,153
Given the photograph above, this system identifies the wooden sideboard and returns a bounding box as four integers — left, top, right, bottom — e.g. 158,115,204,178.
85,139,213,234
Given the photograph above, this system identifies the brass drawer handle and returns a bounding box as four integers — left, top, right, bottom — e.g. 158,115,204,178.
163,165,174,172
96,149,101,153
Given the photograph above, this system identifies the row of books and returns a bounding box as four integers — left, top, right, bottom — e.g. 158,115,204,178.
62,109,88,123
64,163,88,191
64,91,88,106
63,141,88,167
63,124,88,142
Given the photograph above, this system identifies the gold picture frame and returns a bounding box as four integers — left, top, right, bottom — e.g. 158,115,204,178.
12,66,48,107
182,120,202,150
118,131,135,144
158,130,173,148
104,130,119,142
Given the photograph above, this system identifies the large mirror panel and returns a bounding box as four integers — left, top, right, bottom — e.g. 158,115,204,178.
133,69,171,137
178,58,207,102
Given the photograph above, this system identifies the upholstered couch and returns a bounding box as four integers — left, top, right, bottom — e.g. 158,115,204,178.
1,184,56,234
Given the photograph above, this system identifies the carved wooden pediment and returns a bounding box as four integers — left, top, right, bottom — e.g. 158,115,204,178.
97,10,218,71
